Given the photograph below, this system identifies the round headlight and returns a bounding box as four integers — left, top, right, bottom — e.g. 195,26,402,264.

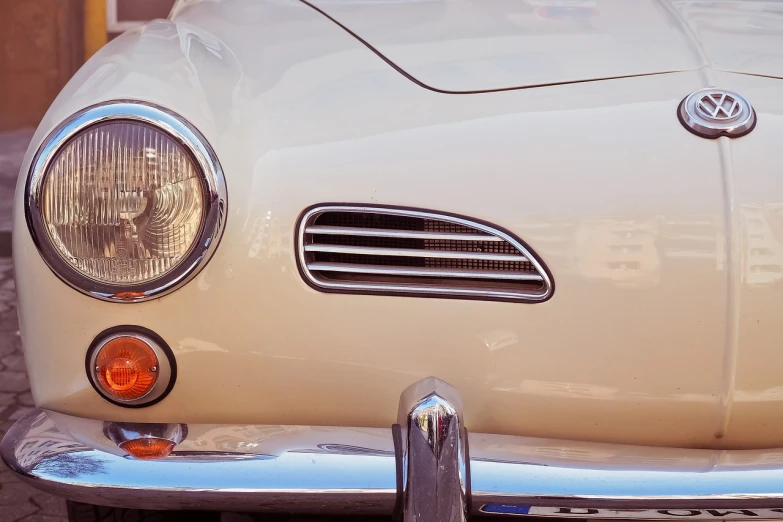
26,101,226,302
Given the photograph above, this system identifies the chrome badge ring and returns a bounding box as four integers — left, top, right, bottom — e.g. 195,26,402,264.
678,88,756,139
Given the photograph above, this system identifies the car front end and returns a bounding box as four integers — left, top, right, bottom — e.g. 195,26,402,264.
4,0,783,519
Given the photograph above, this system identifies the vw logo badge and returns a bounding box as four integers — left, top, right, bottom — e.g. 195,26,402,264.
678,88,756,139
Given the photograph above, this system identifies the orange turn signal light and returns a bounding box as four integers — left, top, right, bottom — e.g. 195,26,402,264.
119,438,176,460
94,336,159,401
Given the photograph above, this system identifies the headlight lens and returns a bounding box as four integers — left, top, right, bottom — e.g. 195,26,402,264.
42,121,205,285
26,102,226,301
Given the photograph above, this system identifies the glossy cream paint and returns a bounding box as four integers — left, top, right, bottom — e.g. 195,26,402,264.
12,0,783,449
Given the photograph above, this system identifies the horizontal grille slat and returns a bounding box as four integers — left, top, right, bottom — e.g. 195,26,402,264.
305,226,502,242
297,206,552,302
307,262,544,281
304,244,529,262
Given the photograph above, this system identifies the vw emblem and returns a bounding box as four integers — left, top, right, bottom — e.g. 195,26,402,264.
678,88,756,139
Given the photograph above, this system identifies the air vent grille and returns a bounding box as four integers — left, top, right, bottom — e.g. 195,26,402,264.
297,206,552,302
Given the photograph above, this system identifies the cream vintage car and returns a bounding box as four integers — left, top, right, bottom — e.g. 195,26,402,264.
3,0,783,520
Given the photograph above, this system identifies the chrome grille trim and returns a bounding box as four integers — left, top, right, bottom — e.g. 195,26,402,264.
297,205,553,302
307,263,545,281
305,226,501,242
304,244,530,262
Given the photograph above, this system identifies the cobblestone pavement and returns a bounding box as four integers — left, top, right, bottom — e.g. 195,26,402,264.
0,129,33,234
0,129,68,521
0,259,69,521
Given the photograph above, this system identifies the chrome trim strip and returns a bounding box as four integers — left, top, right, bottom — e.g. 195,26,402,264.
25,100,228,303
305,244,529,262
398,378,468,522
305,226,502,242
300,279,543,300
307,262,545,281
9,408,783,516
297,205,553,302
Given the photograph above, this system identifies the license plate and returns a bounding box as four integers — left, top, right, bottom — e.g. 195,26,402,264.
480,505,783,519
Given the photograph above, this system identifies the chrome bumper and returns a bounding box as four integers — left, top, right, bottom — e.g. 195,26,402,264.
5,378,783,520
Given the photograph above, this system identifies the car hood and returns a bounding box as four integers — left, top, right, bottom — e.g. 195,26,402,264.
303,0,783,93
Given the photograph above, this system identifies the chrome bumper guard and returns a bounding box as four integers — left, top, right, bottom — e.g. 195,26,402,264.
5,378,783,520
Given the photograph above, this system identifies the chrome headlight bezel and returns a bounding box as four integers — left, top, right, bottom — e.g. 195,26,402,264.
25,100,227,303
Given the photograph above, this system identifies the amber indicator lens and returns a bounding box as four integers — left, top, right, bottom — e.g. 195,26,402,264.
119,438,175,460
94,336,159,401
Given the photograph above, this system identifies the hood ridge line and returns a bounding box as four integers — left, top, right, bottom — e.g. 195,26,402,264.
298,0,691,96
714,138,740,445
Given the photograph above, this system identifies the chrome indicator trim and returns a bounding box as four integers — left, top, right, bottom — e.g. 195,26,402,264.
85,326,176,408
104,421,187,448
25,100,228,303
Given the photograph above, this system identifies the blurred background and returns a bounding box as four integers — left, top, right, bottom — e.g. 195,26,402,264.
1,0,177,132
